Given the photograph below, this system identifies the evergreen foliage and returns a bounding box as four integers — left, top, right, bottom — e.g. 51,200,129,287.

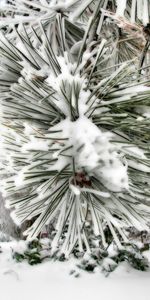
10,238,149,274
13,240,42,265
0,0,150,259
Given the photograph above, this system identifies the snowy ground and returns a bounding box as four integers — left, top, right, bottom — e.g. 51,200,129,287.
0,241,150,300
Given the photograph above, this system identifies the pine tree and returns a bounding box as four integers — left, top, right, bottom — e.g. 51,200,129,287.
0,0,150,257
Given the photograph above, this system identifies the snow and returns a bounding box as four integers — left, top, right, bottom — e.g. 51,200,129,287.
70,184,81,195
12,115,129,199
137,0,149,25
135,106,150,119
49,0,77,10
45,116,129,192
0,0,150,271
22,137,49,152
123,146,147,159
70,0,95,20
0,240,150,300
0,0,6,6
128,160,150,173
116,0,127,17
45,55,90,117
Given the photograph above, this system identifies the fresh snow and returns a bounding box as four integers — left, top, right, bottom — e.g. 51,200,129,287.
0,0,6,6
22,116,128,194
0,240,150,300
116,0,127,16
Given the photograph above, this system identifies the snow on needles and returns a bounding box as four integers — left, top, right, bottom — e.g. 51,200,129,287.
45,116,129,192
116,0,127,17
14,54,129,194
115,0,149,25
0,16,150,253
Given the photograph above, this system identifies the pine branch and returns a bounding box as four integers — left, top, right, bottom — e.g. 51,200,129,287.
0,1,150,257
